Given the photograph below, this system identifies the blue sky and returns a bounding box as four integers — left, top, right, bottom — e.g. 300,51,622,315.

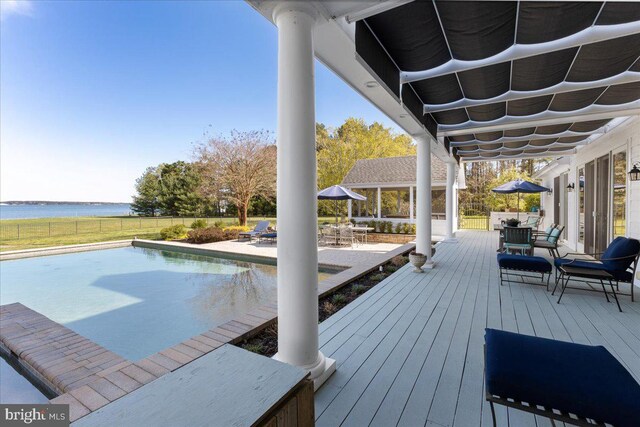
0,0,402,202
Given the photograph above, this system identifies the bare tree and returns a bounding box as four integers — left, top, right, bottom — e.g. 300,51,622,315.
194,130,276,225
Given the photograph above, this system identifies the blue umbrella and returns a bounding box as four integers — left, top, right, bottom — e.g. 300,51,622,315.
491,179,550,220
317,185,366,224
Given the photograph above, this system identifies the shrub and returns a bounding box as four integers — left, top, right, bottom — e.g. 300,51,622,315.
243,343,264,354
322,301,338,315
160,224,188,240
385,221,393,233
190,219,208,229
351,284,367,295
390,255,406,267
370,273,386,282
264,324,278,338
402,223,410,234
213,220,223,228
224,225,251,233
331,294,348,305
186,226,237,244
367,220,377,231
395,223,403,234
386,265,398,273
408,224,416,234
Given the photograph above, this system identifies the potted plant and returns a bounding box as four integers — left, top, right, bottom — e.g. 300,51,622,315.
409,251,427,273
505,218,520,227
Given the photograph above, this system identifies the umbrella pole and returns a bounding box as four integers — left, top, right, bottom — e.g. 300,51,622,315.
517,191,520,221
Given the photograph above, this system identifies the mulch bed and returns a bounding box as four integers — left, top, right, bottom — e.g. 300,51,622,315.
236,254,410,357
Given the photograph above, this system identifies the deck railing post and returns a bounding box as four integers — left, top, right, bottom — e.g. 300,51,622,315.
272,1,335,390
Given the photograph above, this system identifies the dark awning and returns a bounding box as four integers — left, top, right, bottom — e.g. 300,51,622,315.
355,1,640,161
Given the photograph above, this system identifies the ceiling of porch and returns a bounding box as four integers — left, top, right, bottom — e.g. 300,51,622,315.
355,1,640,161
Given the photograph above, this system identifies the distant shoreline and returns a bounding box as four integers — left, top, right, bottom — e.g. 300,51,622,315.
0,201,129,205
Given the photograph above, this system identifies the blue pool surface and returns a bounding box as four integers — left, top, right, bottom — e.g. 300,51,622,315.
0,247,334,360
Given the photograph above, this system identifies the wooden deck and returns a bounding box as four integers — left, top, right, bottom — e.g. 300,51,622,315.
315,230,640,427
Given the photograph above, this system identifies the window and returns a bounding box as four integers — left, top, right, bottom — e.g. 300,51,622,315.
612,150,627,238
578,167,585,243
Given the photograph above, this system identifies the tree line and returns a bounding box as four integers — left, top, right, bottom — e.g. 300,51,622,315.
131,118,417,225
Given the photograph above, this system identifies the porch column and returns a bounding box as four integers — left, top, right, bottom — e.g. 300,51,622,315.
416,135,434,267
377,187,382,219
273,3,335,389
445,161,458,242
347,199,352,220
409,186,414,223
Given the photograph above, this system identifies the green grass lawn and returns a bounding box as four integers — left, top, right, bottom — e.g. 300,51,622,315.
0,216,335,252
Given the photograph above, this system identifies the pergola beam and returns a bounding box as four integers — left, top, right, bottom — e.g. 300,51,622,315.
423,71,640,114
449,130,601,147
459,149,577,162
438,102,640,136
457,141,584,154
343,0,414,23
401,21,640,83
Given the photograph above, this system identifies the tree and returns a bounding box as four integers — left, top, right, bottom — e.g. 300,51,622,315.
156,161,208,216
131,167,161,216
194,130,276,225
316,118,415,215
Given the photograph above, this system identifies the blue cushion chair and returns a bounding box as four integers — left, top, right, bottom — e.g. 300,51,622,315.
553,237,640,303
497,253,552,289
533,225,564,258
485,328,640,427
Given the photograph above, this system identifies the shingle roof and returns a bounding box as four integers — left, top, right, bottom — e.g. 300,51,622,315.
341,155,447,186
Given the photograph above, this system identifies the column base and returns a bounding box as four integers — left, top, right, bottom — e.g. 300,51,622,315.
423,261,435,269
273,351,336,391
442,237,458,243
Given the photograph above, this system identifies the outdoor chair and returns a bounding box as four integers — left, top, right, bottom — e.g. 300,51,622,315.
502,226,533,255
533,224,564,258
238,221,270,241
485,328,640,427
552,236,640,305
319,225,337,246
339,226,356,247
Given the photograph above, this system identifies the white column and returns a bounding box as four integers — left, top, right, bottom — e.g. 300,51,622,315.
347,199,352,220
445,161,458,242
377,187,382,219
273,3,335,389
409,186,414,223
416,136,434,267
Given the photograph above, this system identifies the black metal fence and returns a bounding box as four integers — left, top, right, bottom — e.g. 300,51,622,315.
0,217,222,240
458,203,490,230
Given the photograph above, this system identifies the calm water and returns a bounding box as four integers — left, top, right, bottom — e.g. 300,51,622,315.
0,247,335,360
0,203,131,219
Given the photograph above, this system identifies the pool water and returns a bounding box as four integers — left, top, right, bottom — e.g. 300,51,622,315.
0,247,335,360
0,355,51,404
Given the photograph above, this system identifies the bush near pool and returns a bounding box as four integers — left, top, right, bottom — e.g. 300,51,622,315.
187,226,239,244
160,224,188,240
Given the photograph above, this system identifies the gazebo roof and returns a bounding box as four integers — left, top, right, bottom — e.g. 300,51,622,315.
355,1,640,161
342,155,447,187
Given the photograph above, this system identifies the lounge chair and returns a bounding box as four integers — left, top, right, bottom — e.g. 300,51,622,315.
238,221,270,241
552,236,640,305
485,328,640,427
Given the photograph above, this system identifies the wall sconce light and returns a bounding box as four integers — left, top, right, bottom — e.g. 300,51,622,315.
629,163,640,182
567,183,575,192
547,188,553,195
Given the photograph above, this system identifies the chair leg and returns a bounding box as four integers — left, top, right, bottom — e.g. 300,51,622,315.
552,270,561,295
557,274,570,304
609,279,622,312
489,401,497,427
599,279,611,303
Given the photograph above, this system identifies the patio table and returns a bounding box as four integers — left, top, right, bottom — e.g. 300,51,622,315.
351,226,374,244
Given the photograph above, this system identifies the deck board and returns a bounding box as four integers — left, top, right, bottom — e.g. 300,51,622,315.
316,230,640,426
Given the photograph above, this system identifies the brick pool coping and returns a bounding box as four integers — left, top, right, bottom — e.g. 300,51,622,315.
0,242,414,422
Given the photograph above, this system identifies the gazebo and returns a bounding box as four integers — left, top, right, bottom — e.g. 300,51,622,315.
341,155,461,236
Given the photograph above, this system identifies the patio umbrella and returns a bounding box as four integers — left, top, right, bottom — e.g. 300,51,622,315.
317,185,366,224
491,179,550,220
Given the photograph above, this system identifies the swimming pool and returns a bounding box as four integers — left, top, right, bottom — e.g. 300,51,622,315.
0,246,337,360
0,354,52,404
